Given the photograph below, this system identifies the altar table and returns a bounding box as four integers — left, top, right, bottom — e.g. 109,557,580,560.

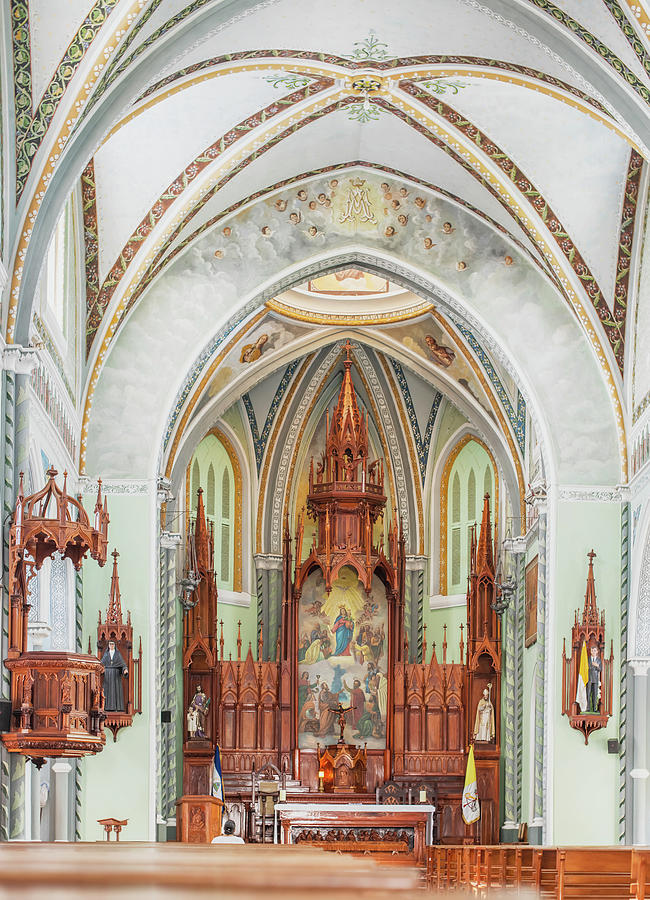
275,802,436,864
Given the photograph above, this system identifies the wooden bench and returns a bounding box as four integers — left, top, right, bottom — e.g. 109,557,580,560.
631,850,650,900
556,847,632,899
0,842,422,899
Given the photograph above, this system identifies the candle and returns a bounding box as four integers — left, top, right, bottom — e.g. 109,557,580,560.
419,789,427,803
279,788,287,803
318,770,325,778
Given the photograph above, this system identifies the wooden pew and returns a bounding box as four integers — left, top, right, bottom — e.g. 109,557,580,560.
556,847,632,899
0,842,422,899
630,849,650,900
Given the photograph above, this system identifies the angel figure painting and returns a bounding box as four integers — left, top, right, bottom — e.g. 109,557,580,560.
297,566,388,750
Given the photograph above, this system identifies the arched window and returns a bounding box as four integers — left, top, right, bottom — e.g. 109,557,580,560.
221,469,231,582
187,432,239,592
442,438,496,596
207,464,215,518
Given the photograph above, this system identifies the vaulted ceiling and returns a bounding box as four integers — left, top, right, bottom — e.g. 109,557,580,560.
5,0,650,497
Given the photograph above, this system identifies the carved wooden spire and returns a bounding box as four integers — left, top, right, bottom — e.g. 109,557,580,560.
327,340,368,462
476,493,495,577
582,549,600,626
194,487,210,572
106,549,123,625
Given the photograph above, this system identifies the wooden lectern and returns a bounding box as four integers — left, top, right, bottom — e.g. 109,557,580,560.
176,796,223,843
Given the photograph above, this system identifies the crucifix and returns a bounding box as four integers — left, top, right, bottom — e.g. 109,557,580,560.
334,703,352,743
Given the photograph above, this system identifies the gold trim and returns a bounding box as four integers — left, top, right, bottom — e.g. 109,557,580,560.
377,353,425,555
265,296,434,325
439,434,499,596
103,60,634,150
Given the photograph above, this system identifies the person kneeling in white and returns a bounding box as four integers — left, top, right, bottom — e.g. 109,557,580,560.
211,819,245,844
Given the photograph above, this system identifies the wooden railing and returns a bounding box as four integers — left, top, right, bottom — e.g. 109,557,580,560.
427,845,648,897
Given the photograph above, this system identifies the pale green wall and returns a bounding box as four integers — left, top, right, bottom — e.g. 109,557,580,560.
218,600,258,660
551,501,621,844
423,602,466,664
79,493,154,841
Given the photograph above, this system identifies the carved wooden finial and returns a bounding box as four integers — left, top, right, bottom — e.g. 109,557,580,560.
106,549,123,626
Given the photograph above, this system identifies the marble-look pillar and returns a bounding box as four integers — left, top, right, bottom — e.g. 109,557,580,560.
52,762,72,842
30,765,41,841
629,658,650,845
405,556,426,662
254,554,283,659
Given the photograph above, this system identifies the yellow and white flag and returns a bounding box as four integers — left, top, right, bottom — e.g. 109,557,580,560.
575,639,588,712
461,744,480,825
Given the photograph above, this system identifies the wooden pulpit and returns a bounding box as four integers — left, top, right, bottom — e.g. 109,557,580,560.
176,795,223,843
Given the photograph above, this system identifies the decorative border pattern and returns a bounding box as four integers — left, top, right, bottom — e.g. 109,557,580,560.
389,359,442,482
137,49,611,113
14,0,120,198
81,160,99,336
451,318,526,456
400,81,626,370
603,0,650,75
10,0,32,165
242,360,300,472
85,76,334,354
614,150,644,350
524,0,650,104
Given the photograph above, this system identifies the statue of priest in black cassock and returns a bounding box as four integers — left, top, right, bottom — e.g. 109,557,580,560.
101,640,128,712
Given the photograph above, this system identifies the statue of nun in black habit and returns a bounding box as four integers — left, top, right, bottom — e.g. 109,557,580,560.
100,640,128,712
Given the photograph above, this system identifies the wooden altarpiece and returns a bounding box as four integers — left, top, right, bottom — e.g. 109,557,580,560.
2,469,109,763
190,342,501,845
561,550,614,744
94,550,142,741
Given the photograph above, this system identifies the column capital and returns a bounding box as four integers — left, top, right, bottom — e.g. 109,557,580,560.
160,531,182,550
3,345,38,375
628,657,650,676
51,761,72,774
405,555,427,572
254,553,283,571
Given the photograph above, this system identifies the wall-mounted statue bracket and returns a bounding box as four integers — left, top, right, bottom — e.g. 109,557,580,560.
94,550,142,741
561,550,614,744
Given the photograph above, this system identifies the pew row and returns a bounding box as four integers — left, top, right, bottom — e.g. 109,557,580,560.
426,845,648,897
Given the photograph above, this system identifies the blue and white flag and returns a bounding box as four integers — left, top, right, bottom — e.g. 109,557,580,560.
212,744,224,802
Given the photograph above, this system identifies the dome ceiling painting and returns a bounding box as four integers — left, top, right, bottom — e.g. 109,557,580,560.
6,0,649,507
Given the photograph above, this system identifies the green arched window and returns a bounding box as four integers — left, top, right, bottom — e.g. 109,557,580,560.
445,439,495,596
188,434,236,591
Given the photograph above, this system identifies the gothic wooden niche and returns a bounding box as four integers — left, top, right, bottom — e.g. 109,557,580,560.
2,469,109,764
562,550,614,744
94,550,142,741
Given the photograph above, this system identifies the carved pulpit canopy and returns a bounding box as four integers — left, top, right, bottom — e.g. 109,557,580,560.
2,469,110,763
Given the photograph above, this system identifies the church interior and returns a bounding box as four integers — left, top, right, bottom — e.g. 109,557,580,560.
0,0,650,895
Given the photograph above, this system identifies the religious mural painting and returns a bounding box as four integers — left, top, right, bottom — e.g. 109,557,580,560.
297,566,388,749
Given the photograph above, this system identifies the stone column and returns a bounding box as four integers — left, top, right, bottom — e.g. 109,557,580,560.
254,554,283,659
501,535,526,842
52,762,72,841
1,346,37,842
30,765,41,841
629,658,650,845
405,556,426,662
529,487,547,846
159,530,181,837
